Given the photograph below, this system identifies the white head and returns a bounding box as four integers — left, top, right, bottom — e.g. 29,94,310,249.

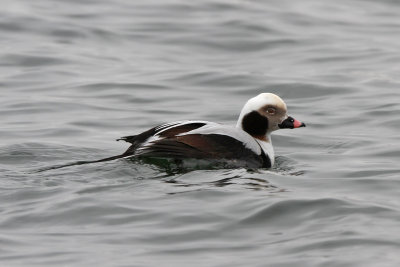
236,93,305,141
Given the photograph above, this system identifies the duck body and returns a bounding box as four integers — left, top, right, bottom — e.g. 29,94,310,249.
113,93,305,169
118,120,273,168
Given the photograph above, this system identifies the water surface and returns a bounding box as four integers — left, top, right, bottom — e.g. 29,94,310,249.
1,0,400,266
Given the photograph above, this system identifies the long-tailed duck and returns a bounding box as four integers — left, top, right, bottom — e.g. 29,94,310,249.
99,93,305,168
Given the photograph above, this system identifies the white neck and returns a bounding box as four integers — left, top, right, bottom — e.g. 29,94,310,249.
255,134,274,166
236,116,275,165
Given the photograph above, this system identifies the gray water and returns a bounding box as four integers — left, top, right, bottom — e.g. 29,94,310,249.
1,0,400,266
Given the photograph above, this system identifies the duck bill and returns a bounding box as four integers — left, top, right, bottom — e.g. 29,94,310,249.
278,116,306,129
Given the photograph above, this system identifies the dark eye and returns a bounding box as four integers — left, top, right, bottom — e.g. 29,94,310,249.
266,108,276,115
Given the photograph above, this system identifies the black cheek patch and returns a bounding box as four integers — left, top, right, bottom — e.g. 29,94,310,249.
242,111,269,136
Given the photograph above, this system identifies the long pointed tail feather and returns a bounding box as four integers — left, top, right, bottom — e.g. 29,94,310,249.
34,153,130,173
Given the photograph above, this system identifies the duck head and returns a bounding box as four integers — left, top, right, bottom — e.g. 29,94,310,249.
236,93,305,140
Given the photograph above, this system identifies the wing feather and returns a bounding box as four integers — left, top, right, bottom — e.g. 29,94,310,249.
117,121,268,167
